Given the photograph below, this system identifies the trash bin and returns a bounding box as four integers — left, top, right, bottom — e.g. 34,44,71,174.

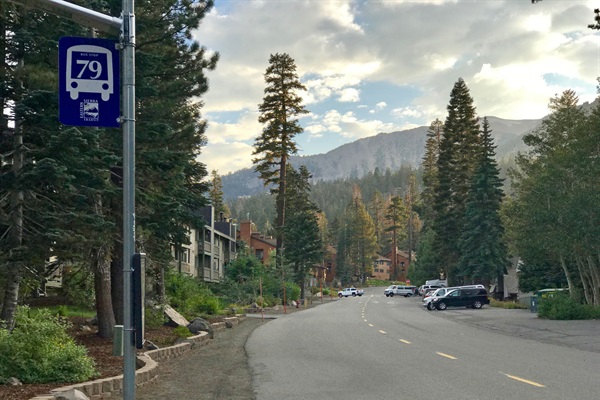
530,296,538,313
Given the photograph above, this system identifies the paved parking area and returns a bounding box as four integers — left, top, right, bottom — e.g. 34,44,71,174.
428,305,600,353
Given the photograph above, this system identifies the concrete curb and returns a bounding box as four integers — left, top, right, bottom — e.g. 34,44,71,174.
29,315,246,400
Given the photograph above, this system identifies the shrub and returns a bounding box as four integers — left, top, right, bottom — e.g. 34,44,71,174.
0,306,97,384
145,305,167,329
173,325,192,338
166,271,223,318
538,294,600,320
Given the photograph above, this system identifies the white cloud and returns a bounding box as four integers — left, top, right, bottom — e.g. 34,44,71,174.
194,0,599,173
338,88,360,102
200,141,254,175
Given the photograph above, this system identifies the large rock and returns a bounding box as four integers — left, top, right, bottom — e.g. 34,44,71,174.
164,305,189,327
53,388,90,400
187,317,214,338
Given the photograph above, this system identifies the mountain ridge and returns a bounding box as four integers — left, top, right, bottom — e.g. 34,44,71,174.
221,115,542,199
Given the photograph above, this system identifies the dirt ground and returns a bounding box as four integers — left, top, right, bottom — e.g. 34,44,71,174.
108,317,265,400
0,300,328,400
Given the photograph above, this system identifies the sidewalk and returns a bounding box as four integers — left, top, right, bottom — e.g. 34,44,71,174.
433,306,600,353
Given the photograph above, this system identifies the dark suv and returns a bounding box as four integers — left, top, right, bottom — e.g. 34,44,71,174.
431,288,490,310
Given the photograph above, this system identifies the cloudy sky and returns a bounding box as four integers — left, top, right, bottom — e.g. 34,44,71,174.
194,0,600,175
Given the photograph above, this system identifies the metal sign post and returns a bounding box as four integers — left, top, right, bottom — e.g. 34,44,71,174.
10,0,137,398
121,1,136,399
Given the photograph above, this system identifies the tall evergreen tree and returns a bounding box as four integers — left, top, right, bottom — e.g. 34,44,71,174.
283,165,323,299
508,90,600,304
209,170,230,219
457,117,507,282
432,78,480,283
404,174,421,264
345,186,378,282
385,195,408,281
253,53,308,256
369,191,387,251
421,119,443,225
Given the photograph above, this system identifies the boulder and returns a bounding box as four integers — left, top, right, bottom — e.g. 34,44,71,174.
164,305,189,327
187,317,214,338
53,388,90,400
143,339,159,350
7,377,22,386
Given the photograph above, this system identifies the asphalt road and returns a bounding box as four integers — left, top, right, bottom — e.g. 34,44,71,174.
247,287,600,400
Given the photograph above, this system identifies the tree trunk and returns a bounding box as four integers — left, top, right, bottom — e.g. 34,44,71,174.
391,228,397,281
586,255,599,306
92,247,116,338
0,106,24,330
276,154,287,255
559,255,575,299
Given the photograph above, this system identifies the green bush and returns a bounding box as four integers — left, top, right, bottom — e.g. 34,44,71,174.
173,325,192,338
0,306,97,384
145,305,167,328
166,271,223,318
538,294,600,320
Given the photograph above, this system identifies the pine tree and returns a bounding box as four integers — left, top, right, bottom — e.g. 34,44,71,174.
432,78,480,283
345,186,378,282
369,191,387,251
253,53,308,255
283,166,323,299
385,196,408,281
509,90,600,304
458,117,507,282
209,170,230,219
421,119,443,225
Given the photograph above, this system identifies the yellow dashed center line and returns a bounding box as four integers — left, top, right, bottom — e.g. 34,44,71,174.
368,323,374,327
379,330,387,334
398,339,411,344
503,374,545,387
436,352,457,360
363,319,368,322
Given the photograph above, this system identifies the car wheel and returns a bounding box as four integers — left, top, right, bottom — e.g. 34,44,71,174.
473,301,483,309
352,293,356,297
437,302,447,310
427,303,434,310
338,293,342,298
389,293,394,297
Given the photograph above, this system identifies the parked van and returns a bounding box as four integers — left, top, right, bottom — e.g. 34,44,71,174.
423,285,485,309
431,288,490,310
384,285,417,297
418,284,442,295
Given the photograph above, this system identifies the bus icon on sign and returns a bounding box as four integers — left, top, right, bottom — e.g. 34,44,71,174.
66,45,114,102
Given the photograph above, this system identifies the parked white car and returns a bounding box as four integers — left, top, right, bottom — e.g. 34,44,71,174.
338,287,364,297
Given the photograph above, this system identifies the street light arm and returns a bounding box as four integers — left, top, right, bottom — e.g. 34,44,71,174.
8,0,122,36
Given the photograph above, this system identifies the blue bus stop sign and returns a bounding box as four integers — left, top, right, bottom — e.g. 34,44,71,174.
59,37,120,127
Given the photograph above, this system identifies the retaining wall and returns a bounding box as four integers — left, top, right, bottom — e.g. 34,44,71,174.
29,316,244,400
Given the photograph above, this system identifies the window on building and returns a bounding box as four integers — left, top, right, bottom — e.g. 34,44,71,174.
255,249,264,260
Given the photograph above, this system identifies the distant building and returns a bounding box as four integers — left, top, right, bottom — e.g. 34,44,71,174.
370,249,413,282
372,255,391,280
236,220,277,264
172,206,237,282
